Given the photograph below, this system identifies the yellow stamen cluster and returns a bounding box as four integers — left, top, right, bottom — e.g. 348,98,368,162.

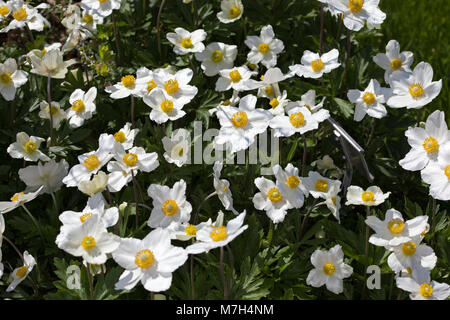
84,155,100,170
164,79,179,94
0,72,11,84
289,112,305,127
135,249,155,269
315,179,328,192
162,200,178,216
24,141,37,154
402,241,417,256
323,263,335,275
391,59,402,70
180,38,193,49
10,192,24,202
123,153,138,167
362,92,376,105
286,175,300,189
409,83,424,98
81,236,96,250
445,165,450,179
82,14,93,24
348,0,364,13
13,8,27,21
211,50,223,63
229,7,241,18
267,187,282,202
231,111,248,128
0,5,10,16
114,131,126,143
269,98,279,109
160,99,174,113
16,266,28,278
210,226,227,242
71,99,85,113
311,59,324,72
80,213,93,223
147,80,157,93
121,75,135,88
420,283,433,298
258,43,270,54
229,70,242,83
422,137,439,154
185,224,197,236
361,191,375,202
387,218,405,235
265,86,273,97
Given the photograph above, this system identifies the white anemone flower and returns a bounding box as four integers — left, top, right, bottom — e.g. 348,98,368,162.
213,94,273,154
66,87,97,128
421,143,450,201
387,62,442,109
18,159,69,194
151,68,198,106
0,1,12,21
373,40,414,83
135,67,157,98
253,177,293,223
38,101,67,129
399,110,449,172
396,275,450,301
195,42,238,77
57,214,120,265
256,67,289,100
217,0,243,23
289,49,340,79
213,161,235,212
365,208,429,248
306,244,353,295
215,65,259,92
105,73,145,99
29,48,76,79
325,183,342,223
345,185,391,206
81,0,121,17
162,129,191,167
0,58,28,101
273,163,308,209
0,186,43,214
245,25,285,68
77,171,109,196
144,88,186,124
147,179,192,229
296,89,327,114
311,155,336,170
113,228,188,292
7,132,50,162
109,122,139,151
6,251,36,292
208,90,240,115
168,220,212,241
166,27,206,55
1,1,50,33
302,171,340,199
347,79,391,122
186,210,248,254
266,90,289,116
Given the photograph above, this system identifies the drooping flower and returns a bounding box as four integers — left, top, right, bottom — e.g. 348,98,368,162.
373,40,414,83
168,220,212,241
166,27,206,55
302,171,341,200
38,101,67,129
244,25,285,69
7,132,50,162
0,58,28,101
18,159,69,194
0,186,43,214
213,161,235,212
29,48,76,79
162,129,191,167
6,251,36,292
195,42,238,77
66,87,97,128
289,49,340,79
345,185,391,206
77,171,109,196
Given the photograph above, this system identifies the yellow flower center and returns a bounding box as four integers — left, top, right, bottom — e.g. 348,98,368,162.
81,236,96,251
387,218,405,235
445,165,450,179
258,43,270,54
409,83,424,98
135,249,155,269
391,59,402,70
332,197,337,205
80,212,93,223
222,99,231,106
311,59,324,72
269,98,279,109
84,155,100,170
45,105,59,116
402,241,417,256
173,145,184,157
348,0,364,13
123,153,138,167
10,192,24,202
41,48,47,55
210,225,227,242
222,183,229,193
181,38,193,49
211,50,223,63
265,86,273,97
114,131,126,143
229,7,241,18
422,137,439,154
160,99,174,113
323,263,335,275
13,8,27,21
162,200,178,216
24,141,37,154
286,175,300,189
71,99,85,113
267,187,282,202
0,72,11,84
185,224,197,236
99,0,108,3
231,111,248,128
420,283,433,298
16,266,28,278
420,225,429,237
0,5,10,16
406,267,412,274
121,75,135,88
82,14,93,24
164,79,179,95
229,70,242,83
362,92,376,105
289,112,305,127
147,79,157,93
314,179,328,192
361,191,374,202
260,75,265,81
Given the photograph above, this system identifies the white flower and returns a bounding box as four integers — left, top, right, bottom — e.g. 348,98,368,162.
253,177,292,223
7,132,50,162
38,101,67,129
399,110,449,172
79,8,104,36
147,179,192,229
365,209,429,248
81,0,121,17
373,40,414,83
18,159,69,194
273,163,308,209
66,87,97,128
311,155,336,170
256,67,289,100
29,48,76,79
186,210,248,254
245,25,284,68
105,74,145,99
166,27,206,55
0,1,12,22
135,67,157,98
348,79,391,122
326,0,386,32
57,214,120,265
6,251,36,292
302,171,340,200
269,105,329,137
195,42,238,76
0,186,43,214
420,143,450,201
325,183,342,223
296,89,327,114
144,88,186,124
162,129,191,167
266,90,289,116
214,94,272,154
213,161,235,212
0,58,28,101
396,276,450,300
306,244,353,294
209,90,240,115
113,228,188,292
77,171,109,196
387,62,442,109
1,1,50,33
345,185,390,206
151,68,198,106
289,49,340,79
109,122,139,151
387,236,437,279
107,144,159,192
217,0,243,23
215,65,259,92
168,220,212,241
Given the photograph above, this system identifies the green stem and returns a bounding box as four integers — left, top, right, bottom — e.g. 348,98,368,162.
362,206,370,300
47,74,54,146
21,204,45,243
86,263,94,300
156,0,166,63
